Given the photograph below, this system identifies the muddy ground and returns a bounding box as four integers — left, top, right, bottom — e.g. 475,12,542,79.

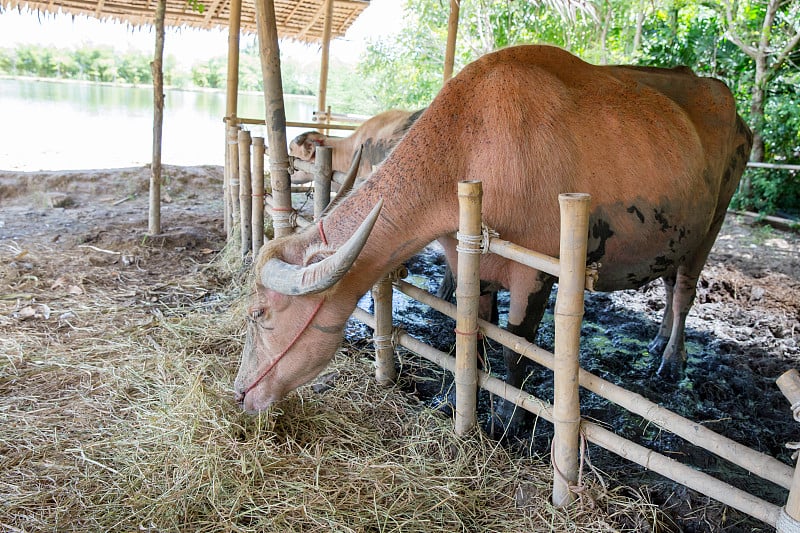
2,165,799,532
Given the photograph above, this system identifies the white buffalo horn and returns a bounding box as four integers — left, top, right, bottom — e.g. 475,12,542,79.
319,144,363,219
261,199,384,295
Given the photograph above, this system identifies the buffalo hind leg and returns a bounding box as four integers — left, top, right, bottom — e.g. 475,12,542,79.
491,276,555,437
654,267,696,381
648,273,676,359
654,212,727,381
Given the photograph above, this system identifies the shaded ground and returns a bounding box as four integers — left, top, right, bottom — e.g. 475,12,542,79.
2,165,798,531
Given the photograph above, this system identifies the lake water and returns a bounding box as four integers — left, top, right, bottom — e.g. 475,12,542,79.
0,78,317,171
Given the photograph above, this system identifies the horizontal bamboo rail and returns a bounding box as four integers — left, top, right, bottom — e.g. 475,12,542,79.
394,279,794,491
234,117,359,131
351,306,782,526
292,159,353,186
747,161,800,171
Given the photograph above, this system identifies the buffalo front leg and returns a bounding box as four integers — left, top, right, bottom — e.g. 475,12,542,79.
492,276,555,436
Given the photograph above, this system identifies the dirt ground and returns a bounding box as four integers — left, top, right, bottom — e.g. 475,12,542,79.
1,165,799,531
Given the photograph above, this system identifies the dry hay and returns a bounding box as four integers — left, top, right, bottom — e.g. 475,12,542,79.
1,240,672,532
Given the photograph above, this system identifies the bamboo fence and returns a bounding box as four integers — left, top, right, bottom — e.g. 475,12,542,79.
347,180,795,528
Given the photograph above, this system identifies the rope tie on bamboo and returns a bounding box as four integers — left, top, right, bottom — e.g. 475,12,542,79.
777,507,800,533
550,431,605,508
272,206,297,230
456,224,498,255
373,328,400,350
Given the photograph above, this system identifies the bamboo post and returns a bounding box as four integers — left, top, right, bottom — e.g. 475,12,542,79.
454,180,482,435
255,0,293,238
552,192,591,507
224,0,241,240
314,146,333,220
443,0,460,82
776,369,800,532
317,0,333,118
252,136,265,255
226,125,240,235
148,0,166,236
372,276,396,386
238,129,253,257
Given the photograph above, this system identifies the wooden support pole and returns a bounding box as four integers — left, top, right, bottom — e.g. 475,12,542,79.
148,0,166,236
238,129,253,257
454,180,482,435
252,136,265,254
255,0,293,238
372,276,396,386
224,0,241,241
317,0,334,117
226,124,240,236
313,146,333,220
443,0,460,82
553,193,591,507
777,369,800,532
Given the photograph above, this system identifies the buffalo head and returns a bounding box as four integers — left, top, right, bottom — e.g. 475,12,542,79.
233,201,383,412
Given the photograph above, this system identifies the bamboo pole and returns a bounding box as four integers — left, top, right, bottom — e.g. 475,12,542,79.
255,0,293,238
223,0,241,241
226,125,240,235
454,180,482,435
777,369,800,531
351,305,781,526
313,146,333,220
443,0,460,82
252,136,265,254
148,0,166,236
372,276,396,386
552,192,591,507
317,0,333,118
238,129,253,257
393,279,794,491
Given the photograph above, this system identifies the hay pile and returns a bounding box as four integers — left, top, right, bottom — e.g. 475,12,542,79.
0,238,670,531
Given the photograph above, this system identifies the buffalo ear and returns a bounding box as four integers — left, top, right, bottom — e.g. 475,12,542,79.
301,132,326,161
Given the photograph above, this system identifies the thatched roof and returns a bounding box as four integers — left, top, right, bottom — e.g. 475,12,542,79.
4,0,370,41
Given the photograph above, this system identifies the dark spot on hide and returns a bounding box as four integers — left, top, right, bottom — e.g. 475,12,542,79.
626,205,645,224
587,219,614,263
653,209,671,232
362,139,394,167
397,109,425,136
723,167,732,184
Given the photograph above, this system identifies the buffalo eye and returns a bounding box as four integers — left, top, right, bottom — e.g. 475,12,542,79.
249,307,266,321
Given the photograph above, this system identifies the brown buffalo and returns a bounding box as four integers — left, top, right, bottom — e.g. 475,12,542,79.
288,108,423,184
234,45,752,423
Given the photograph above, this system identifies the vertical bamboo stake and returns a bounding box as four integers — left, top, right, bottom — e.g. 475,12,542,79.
223,0,241,241
227,125,240,235
238,129,253,257
255,0,292,238
223,124,231,238
317,0,333,118
776,369,800,531
314,146,333,220
443,0,460,82
252,136,265,255
148,0,166,236
552,192,591,507
372,276,396,386
454,180,482,435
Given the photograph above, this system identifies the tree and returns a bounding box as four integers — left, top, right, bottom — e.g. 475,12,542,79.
720,0,800,165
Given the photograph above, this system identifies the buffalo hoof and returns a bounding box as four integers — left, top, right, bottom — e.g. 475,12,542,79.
648,335,669,357
655,357,686,382
485,397,526,440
